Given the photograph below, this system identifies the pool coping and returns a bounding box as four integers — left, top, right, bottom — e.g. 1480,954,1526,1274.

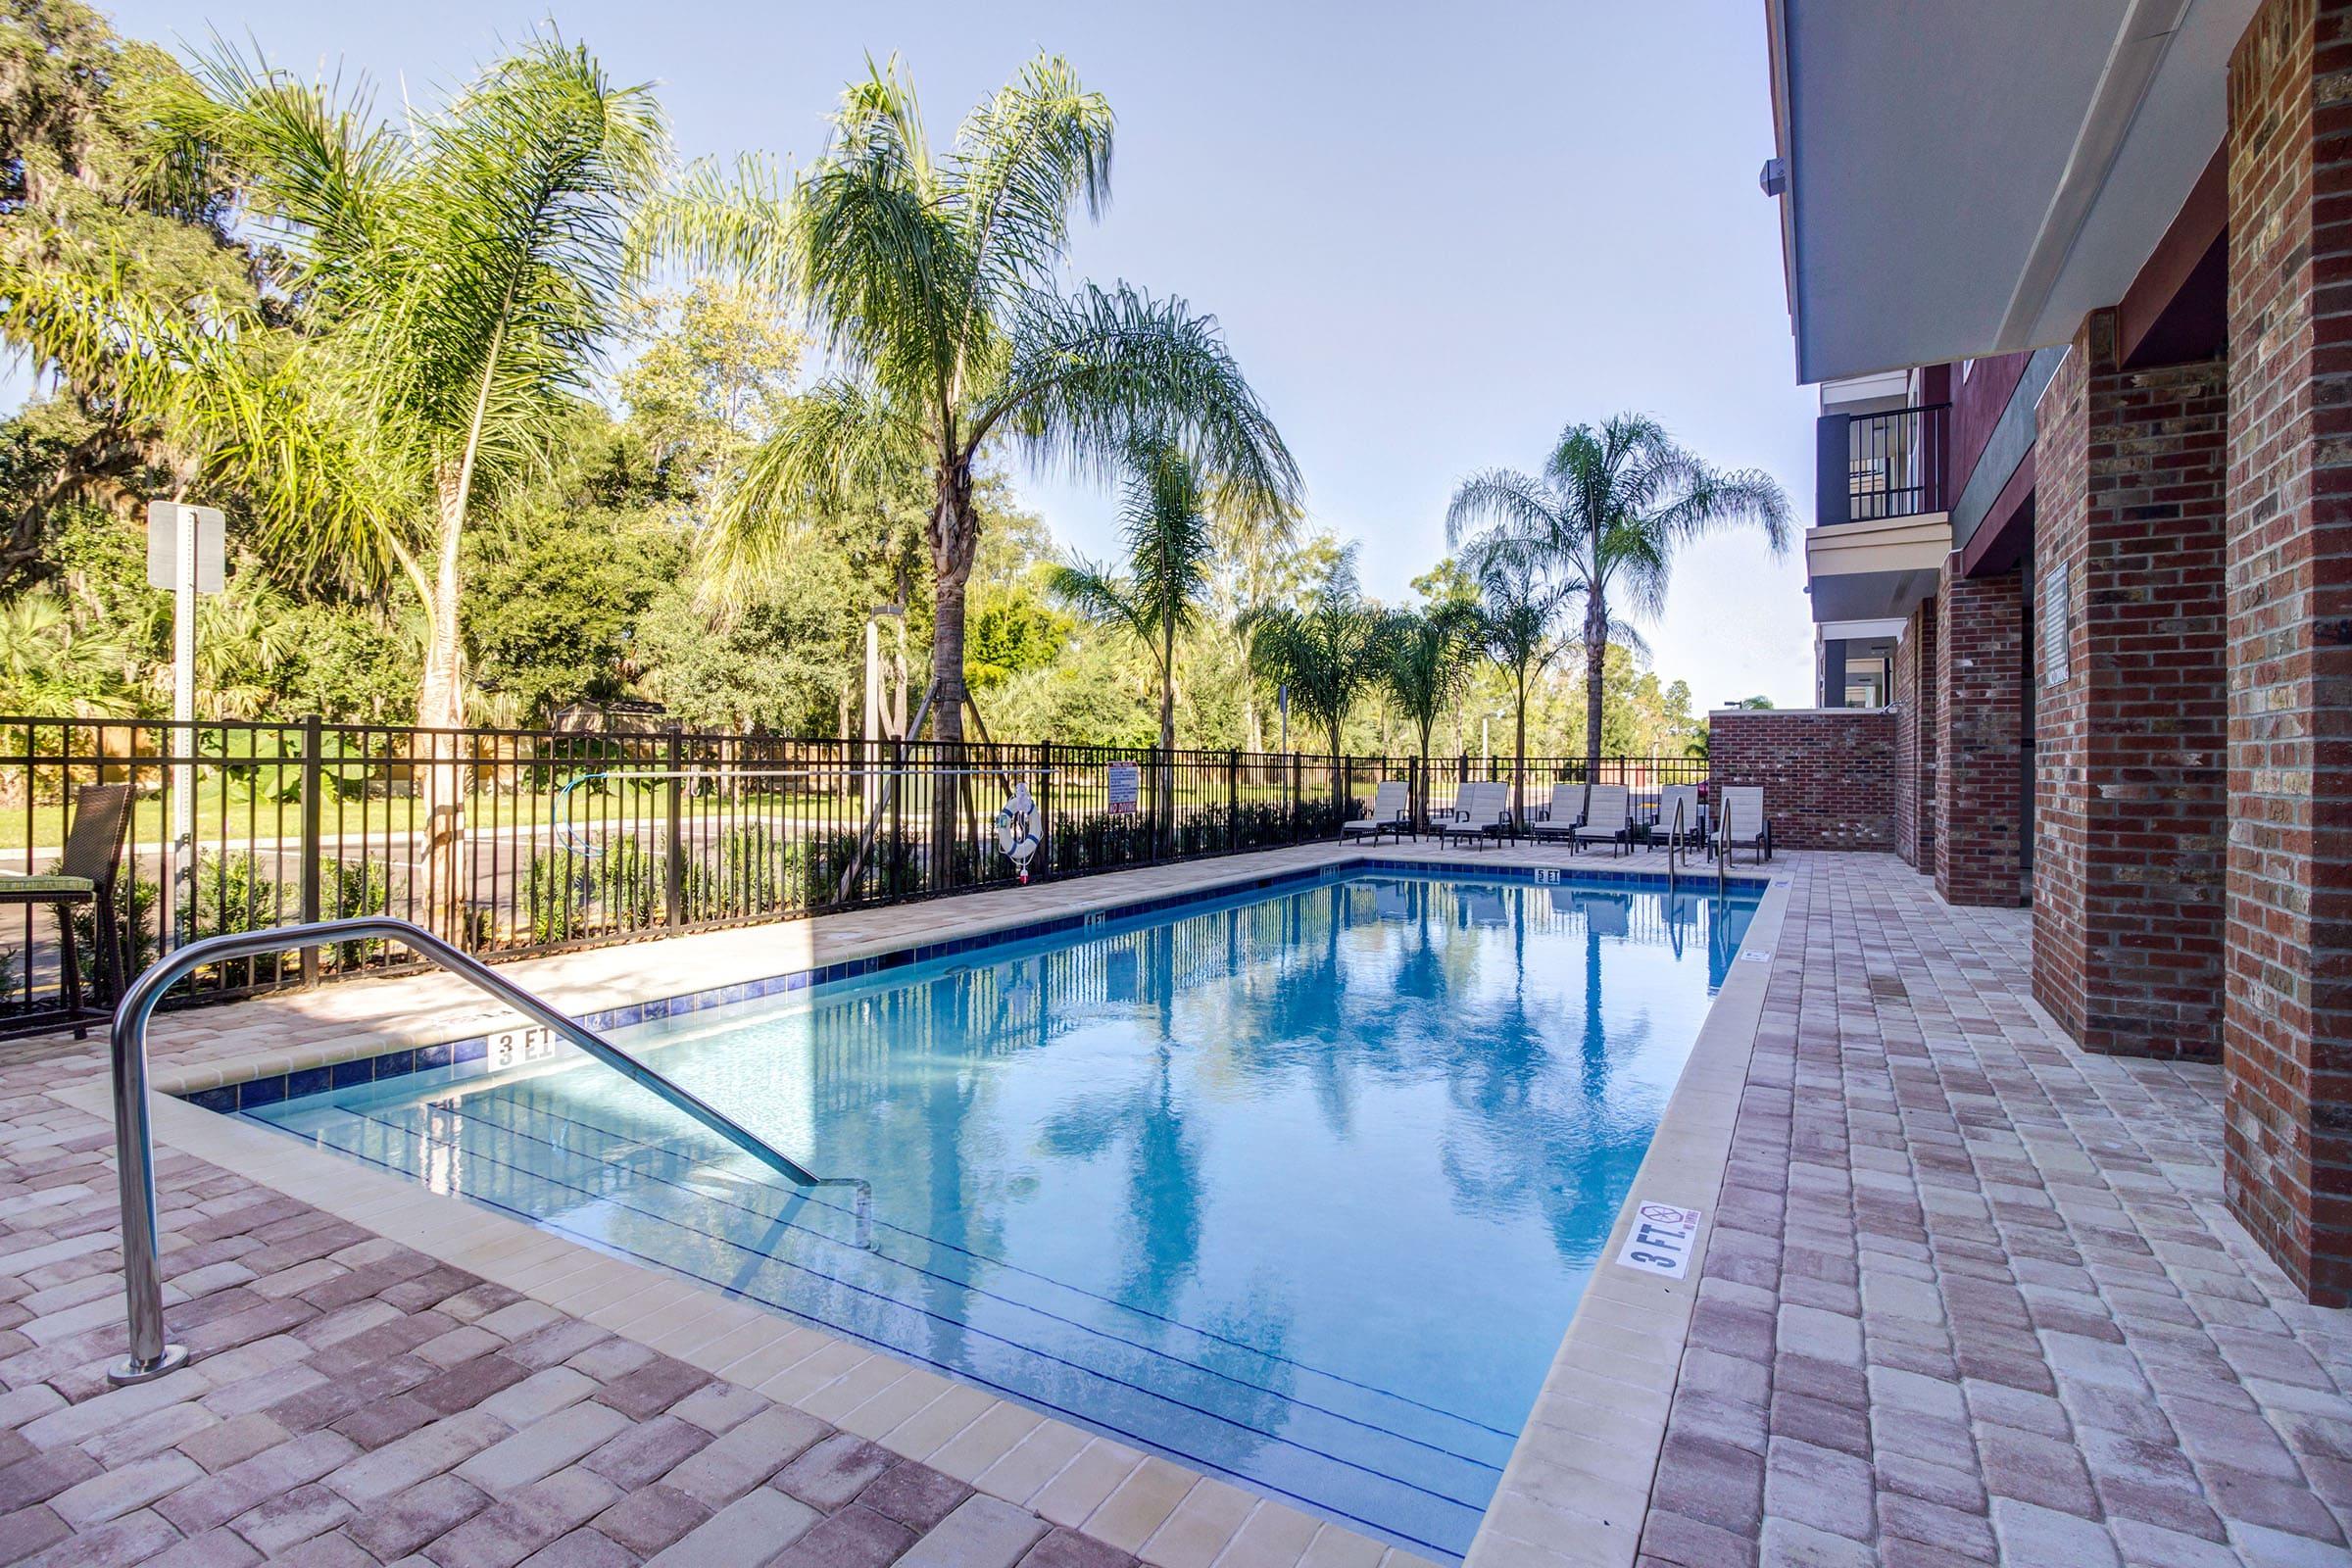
95,840,1785,1568
1459,869,1793,1568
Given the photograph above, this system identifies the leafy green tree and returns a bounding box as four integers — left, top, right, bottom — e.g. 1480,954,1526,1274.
4,36,677,929
1380,603,1477,827
1045,444,1214,753
0,0,262,559
684,54,1298,744
632,549,863,734
617,276,803,499
965,574,1070,694
1447,414,1789,769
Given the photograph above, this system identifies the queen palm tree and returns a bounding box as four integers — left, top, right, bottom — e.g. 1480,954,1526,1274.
0,37,671,932
1473,558,1575,821
1381,604,1478,831
1044,443,1214,754
694,55,1299,745
1446,414,1791,772
1244,560,1390,821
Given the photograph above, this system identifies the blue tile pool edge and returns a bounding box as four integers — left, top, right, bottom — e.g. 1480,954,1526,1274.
177,852,1771,1116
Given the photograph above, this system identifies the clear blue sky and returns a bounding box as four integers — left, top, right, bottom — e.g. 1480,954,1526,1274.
93,0,1821,708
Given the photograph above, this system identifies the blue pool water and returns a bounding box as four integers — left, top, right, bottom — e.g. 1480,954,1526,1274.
246,870,1759,1559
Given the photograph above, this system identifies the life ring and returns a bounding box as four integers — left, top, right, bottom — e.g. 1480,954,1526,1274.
995,785,1042,879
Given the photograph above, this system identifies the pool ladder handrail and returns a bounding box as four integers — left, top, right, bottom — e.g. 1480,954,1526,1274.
104,915,870,1387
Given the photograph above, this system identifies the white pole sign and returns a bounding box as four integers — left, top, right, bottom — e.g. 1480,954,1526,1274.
145,501,225,948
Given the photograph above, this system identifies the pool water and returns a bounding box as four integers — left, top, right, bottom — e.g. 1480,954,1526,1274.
247,870,1759,1559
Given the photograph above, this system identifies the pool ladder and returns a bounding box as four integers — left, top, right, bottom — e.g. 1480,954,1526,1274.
103,916,870,1386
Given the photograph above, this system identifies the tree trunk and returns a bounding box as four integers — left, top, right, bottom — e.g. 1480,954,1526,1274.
1514,665,1530,826
1584,594,1608,775
926,456,979,883
415,482,470,942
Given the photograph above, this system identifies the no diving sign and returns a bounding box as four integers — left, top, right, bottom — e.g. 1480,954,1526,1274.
1616,1200,1703,1279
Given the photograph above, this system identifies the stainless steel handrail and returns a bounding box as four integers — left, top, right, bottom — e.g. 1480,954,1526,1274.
107,916,869,1385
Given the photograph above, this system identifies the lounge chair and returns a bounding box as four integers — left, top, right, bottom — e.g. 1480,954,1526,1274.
1340,779,1412,843
1717,785,1772,863
0,783,134,1038
1572,783,1633,856
1435,781,1508,849
1523,782,1588,842
1653,784,1703,854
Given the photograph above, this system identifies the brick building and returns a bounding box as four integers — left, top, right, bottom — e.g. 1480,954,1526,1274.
1761,0,2352,1303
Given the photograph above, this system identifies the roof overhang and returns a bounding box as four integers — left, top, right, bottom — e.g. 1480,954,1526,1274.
1805,513,1950,623
1765,0,2255,381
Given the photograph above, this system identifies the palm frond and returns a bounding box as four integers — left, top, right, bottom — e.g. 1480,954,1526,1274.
982,283,1299,520
630,152,794,292
704,376,918,593
949,54,1113,321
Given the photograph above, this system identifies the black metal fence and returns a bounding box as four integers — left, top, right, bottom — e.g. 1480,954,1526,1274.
0,716,1708,1026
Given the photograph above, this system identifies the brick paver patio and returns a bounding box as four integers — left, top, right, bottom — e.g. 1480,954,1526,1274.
1635,855,2352,1568
3,846,2349,1566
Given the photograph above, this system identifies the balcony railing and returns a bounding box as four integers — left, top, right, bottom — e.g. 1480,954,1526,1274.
1815,402,1949,525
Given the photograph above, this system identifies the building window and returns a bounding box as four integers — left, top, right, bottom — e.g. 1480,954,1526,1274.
2042,562,2071,687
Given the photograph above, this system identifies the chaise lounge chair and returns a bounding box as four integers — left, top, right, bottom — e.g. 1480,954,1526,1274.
1435,781,1509,850
1341,779,1413,844
1653,783,1704,855
1572,783,1634,857
1717,785,1772,863
1523,782,1589,842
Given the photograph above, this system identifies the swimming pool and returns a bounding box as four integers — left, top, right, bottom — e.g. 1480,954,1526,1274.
243,867,1760,1559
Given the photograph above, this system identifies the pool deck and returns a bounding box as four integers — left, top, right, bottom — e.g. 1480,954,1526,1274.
1,843,2346,1567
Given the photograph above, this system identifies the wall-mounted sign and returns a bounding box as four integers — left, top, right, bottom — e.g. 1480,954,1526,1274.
1107,763,1140,815
2043,562,2071,688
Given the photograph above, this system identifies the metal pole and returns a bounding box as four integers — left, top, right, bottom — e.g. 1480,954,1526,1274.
663,726,686,929
106,915,868,1385
298,716,322,987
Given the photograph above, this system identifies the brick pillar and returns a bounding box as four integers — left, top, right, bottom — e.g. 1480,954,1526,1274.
2224,0,2352,1303
2030,311,2229,1060
1935,565,2025,906
1892,597,1937,871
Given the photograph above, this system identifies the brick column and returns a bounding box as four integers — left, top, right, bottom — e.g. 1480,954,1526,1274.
1892,597,1937,871
1934,565,2025,906
2030,311,2229,1060
2224,0,2352,1303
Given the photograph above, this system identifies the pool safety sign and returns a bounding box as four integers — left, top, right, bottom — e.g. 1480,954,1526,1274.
1107,763,1141,815
1617,1201,1703,1279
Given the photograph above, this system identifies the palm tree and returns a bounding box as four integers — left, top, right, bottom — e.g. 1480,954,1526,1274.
1380,604,1478,831
1,37,670,931
1044,443,1214,754
1472,558,1574,821
0,590,135,718
694,55,1299,744
1244,559,1390,807
1447,414,1790,772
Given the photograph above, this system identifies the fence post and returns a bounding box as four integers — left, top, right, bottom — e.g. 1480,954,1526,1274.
663,725,685,930
298,715,322,987
1227,749,1240,854
1290,753,1301,843
1038,741,1054,878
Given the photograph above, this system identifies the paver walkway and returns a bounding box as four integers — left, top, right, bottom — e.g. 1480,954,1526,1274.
0,1107,1140,1568
1636,855,2352,1568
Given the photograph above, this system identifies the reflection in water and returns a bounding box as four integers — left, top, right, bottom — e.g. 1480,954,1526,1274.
253,872,1759,1563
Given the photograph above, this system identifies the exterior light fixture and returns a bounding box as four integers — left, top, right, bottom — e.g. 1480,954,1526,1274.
1759,157,1788,197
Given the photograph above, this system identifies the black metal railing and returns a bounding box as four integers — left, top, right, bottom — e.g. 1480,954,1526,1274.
0,716,1711,1028
1816,402,1950,525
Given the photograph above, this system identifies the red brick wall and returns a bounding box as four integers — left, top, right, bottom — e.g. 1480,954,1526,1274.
1935,564,2026,906
1891,598,1938,871
2031,312,2229,1061
1707,710,1895,852
2225,0,2352,1304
